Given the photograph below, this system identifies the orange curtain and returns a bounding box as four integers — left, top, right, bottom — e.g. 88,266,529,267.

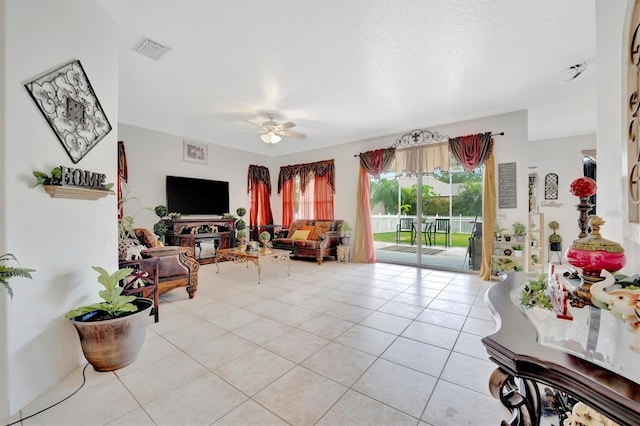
281,179,295,228
354,167,375,262
314,173,334,220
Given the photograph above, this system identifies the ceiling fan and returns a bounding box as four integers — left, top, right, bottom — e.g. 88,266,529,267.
258,117,305,144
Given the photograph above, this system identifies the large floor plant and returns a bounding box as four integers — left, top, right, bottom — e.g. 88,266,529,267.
67,266,153,371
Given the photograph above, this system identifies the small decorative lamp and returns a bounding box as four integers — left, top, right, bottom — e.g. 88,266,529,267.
565,215,626,307
569,177,597,238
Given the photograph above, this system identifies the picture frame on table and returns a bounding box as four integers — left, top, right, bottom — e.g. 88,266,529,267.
183,141,207,164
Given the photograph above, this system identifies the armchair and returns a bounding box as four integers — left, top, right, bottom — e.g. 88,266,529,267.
119,228,200,299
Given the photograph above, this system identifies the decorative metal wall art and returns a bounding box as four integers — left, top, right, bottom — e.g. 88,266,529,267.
544,173,559,200
24,59,112,164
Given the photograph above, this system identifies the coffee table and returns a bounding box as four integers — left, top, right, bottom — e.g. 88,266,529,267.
215,247,291,284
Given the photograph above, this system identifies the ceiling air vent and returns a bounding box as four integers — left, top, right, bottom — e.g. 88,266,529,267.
133,38,170,61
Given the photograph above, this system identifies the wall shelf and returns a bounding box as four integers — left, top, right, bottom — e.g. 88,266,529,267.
42,185,111,200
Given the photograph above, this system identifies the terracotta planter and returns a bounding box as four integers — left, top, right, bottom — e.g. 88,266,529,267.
70,298,152,371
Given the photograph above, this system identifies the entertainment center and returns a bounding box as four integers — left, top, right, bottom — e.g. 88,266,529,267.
164,218,236,265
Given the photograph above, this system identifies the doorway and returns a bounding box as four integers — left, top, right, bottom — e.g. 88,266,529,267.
371,166,483,271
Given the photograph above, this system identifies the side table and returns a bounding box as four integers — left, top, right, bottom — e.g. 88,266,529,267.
337,245,351,263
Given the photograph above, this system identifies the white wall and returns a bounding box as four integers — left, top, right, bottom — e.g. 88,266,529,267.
529,134,597,251
2,0,118,417
596,0,640,273
118,123,274,231
121,111,531,252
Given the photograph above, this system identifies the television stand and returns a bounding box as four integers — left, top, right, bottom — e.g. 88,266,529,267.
164,218,236,265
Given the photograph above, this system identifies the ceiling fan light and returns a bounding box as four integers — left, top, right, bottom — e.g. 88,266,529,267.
261,132,281,144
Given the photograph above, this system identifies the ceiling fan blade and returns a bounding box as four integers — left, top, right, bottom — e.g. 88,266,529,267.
280,130,305,138
279,121,296,130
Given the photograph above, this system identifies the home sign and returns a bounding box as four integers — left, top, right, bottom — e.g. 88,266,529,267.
58,166,106,189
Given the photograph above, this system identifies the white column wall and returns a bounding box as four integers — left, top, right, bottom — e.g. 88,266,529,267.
2,0,118,417
596,0,640,273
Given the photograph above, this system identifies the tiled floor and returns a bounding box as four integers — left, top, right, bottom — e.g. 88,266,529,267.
9,260,511,426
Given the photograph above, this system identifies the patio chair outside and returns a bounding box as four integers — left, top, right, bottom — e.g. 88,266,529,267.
396,218,416,245
429,218,451,247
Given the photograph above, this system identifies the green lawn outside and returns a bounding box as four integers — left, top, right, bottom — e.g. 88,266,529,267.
373,231,471,247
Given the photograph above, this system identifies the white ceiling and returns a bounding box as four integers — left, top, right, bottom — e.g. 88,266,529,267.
98,0,597,157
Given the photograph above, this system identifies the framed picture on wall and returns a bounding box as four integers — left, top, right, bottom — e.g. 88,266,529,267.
183,141,207,164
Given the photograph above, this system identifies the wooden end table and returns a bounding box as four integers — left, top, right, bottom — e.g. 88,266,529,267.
215,247,291,284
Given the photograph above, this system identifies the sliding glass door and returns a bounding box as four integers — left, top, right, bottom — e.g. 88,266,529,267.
372,166,483,271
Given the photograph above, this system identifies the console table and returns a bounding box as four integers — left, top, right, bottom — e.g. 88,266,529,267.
482,273,640,426
164,218,236,265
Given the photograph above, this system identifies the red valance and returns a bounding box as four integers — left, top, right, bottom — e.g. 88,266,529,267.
278,159,335,194
448,132,493,172
247,165,272,195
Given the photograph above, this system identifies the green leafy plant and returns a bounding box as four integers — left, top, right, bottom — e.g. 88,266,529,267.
168,212,182,220
118,182,152,240
222,212,236,219
512,244,523,251
236,219,246,231
236,230,247,240
520,274,552,310
66,267,137,319
153,221,168,240
0,253,35,299
154,205,168,218
531,254,540,264
340,221,352,237
33,167,62,186
512,221,526,237
236,207,246,217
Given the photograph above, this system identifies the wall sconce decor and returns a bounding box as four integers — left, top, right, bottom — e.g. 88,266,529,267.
24,59,112,164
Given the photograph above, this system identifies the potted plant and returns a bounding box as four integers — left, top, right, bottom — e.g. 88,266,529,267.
236,229,247,246
512,221,526,242
259,231,271,247
0,253,35,299
66,266,153,371
548,221,563,251
511,244,523,257
339,221,352,246
494,224,505,241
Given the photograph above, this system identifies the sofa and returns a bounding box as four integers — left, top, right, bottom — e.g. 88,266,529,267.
119,228,200,298
272,219,343,264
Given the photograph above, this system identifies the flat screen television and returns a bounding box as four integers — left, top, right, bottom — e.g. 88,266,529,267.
166,176,229,216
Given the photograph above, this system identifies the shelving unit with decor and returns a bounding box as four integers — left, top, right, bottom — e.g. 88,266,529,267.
164,218,236,265
528,213,545,273
491,239,525,277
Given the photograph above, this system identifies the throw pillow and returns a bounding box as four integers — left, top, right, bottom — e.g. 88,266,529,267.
311,221,332,241
133,228,158,248
287,221,304,238
291,229,311,240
